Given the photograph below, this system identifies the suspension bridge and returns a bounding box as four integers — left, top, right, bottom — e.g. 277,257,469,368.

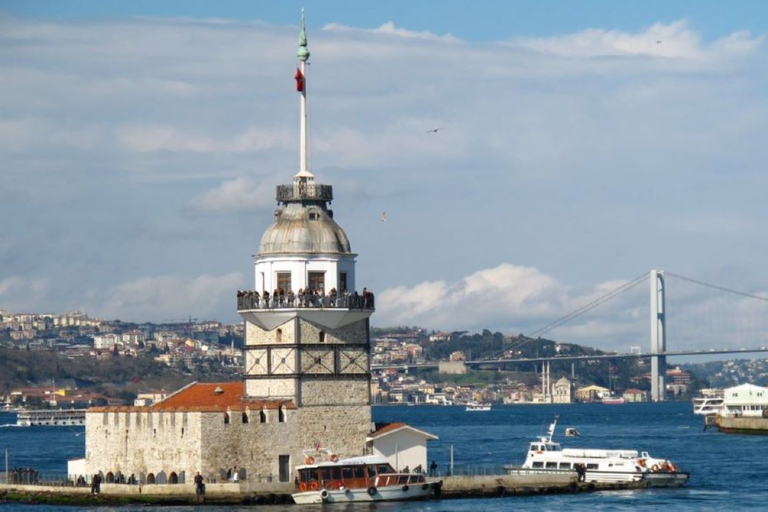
372,270,768,402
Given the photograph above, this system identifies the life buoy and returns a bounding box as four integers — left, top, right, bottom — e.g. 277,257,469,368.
305,456,315,465
367,486,377,496
299,482,307,492
330,454,339,463
310,481,319,490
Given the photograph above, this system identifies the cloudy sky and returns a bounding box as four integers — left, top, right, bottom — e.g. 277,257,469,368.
3,1,768,353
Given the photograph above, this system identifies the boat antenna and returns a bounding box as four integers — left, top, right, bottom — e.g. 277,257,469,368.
547,415,559,442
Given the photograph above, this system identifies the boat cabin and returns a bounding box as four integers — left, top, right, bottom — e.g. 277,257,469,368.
296,457,426,492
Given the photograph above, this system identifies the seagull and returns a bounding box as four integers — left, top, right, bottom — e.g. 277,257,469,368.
426,127,442,133
656,40,662,44
380,212,387,222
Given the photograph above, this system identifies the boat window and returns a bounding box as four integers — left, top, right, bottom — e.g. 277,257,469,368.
586,464,598,470
532,462,544,468
377,464,394,474
559,463,571,469
530,445,537,452
545,462,558,469
321,468,332,481
308,468,318,482
367,466,376,478
332,467,342,480
354,466,365,479
342,467,354,480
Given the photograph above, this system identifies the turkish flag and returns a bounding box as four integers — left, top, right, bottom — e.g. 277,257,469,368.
295,68,304,92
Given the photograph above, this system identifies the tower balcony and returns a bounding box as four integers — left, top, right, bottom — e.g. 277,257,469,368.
276,183,333,202
237,291,374,312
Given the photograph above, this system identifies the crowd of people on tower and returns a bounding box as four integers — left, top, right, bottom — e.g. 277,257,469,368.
237,287,374,310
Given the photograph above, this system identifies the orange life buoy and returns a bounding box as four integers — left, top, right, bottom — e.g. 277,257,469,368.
299,482,307,492
330,454,339,463
310,481,319,490
305,456,315,465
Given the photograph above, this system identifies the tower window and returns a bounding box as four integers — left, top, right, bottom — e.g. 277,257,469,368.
339,273,348,293
309,212,318,220
319,331,326,343
308,272,325,294
279,407,286,423
277,272,291,293
276,329,283,343
242,412,249,424
260,410,267,423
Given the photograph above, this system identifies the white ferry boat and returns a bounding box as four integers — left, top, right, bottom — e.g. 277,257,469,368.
692,395,724,416
16,409,87,427
292,451,441,504
518,417,689,487
465,402,492,412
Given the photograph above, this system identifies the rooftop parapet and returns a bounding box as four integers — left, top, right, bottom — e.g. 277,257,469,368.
276,183,333,203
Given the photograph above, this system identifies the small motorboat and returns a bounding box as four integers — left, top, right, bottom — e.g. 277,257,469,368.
565,428,580,437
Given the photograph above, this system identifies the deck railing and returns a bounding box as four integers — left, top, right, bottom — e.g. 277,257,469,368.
237,292,374,311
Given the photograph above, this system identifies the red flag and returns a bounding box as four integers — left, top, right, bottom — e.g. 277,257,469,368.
295,68,304,92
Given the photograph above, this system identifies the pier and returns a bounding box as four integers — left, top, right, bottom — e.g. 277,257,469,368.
0,470,650,506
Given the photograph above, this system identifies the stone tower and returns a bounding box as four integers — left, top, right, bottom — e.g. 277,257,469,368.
237,10,374,418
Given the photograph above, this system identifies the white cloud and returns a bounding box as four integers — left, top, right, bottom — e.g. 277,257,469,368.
192,176,277,213
323,21,460,42
508,20,763,61
84,273,245,322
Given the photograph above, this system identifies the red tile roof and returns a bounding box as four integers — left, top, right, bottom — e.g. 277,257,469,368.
89,381,296,413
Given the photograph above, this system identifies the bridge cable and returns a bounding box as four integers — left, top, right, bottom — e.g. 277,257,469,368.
527,272,649,339
666,272,768,303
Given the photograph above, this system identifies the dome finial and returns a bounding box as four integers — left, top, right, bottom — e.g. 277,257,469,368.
298,8,310,62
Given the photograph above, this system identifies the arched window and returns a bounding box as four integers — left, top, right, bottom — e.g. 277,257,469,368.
147,473,156,484
169,472,179,484
224,412,230,424
278,406,286,423
242,412,249,424
105,472,115,483
260,410,267,423
276,328,283,343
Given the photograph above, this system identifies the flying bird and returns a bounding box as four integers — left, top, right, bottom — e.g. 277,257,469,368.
426,128,442,133
380,212,387,222
656,40,662,44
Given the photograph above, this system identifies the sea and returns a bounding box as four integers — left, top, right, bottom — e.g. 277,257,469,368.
0,401,763,511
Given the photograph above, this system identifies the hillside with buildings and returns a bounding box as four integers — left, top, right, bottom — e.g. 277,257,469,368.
1,308,715,408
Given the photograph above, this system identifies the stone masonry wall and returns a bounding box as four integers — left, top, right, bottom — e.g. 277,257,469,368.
85,410,202,482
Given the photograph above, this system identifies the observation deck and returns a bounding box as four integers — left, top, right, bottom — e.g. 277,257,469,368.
276,183,333,203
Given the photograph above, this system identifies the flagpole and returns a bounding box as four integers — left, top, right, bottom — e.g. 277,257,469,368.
297,9,310,176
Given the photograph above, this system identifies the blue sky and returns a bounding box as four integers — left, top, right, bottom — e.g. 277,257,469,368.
2,1,768,354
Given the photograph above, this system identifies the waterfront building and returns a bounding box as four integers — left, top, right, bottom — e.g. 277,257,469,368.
74,13,431,487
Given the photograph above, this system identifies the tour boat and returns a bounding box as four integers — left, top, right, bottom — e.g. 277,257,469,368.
465,402,492,411
292,451,442,504
517,417,689,487
600,395,626,405
692,395,724,416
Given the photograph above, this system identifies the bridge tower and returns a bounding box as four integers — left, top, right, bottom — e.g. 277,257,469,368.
650,269,667,402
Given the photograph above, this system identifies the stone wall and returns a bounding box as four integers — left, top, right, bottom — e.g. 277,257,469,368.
85,410,202,482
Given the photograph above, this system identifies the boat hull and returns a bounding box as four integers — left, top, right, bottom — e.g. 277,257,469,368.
292,481,439,504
